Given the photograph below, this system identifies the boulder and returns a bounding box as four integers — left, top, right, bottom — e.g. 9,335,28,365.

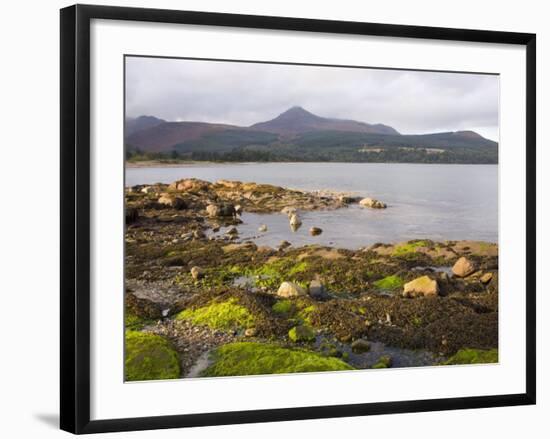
206,203,236,218
288,325,316,342
158,194,187,209
290,222,301,232
190,266,204,280
226,226,239,236
480,272,494,284
206,204,220,217
403,275,439,298
125,207,139,225
452,257,476,278
276,281,306,298
258,224,268,232
309,279,327,300
359,197,387,209
277,240,292,251
125,292,163,320
309,227,323,236
351,338,371,353
234,204,243,215
289,214,302,227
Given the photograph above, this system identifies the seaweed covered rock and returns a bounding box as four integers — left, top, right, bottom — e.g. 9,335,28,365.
289,325,316,342
176,289,288,338
308,301,367,342
372,355,392,369
444,348,498,365
351,338,371,353
125,291,163,320
361,296,498,355
309,279,328,300
403,276,439,298
176,297,255,331
202,342,353,377
125,331,180,381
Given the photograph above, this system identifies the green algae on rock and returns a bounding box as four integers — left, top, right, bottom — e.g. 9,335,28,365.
372,355,393,369
202,342,353,377
272,299,295,316
176,298,255,331
288,325,316,342
392,240,430,257
443,348,498,365
125,331,180,381
373,274,404,290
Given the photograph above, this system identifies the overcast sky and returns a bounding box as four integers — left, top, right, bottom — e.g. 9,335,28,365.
126,56,499,141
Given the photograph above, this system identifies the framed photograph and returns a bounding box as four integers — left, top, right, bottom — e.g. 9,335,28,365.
60,4,536,434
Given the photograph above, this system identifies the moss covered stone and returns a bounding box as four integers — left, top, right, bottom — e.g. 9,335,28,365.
444,348,498,365
125,311,149,331
249,258,309,290
288,325,316,342
373,274,404,290
372,355,392,369
272,299,295,315
176,298,255,330
125,331,180,381
202,342,353,377
392,240,430,257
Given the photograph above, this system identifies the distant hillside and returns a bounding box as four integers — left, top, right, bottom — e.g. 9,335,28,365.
125,115,165,136
126,121,239,153
125,107,498,164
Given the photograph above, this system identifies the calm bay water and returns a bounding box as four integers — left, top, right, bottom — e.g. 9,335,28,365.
126,162,498,249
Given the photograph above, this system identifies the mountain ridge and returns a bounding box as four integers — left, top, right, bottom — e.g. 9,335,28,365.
125,107,497,164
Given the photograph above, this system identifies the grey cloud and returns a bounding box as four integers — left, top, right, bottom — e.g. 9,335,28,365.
125,56,499,140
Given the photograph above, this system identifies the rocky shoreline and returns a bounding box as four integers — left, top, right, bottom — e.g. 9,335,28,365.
124,178,499,381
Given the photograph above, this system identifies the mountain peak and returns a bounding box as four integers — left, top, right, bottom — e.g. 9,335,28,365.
276,106,319,119
251,106,399,135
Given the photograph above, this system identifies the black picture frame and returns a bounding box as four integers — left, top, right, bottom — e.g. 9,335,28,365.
60,4,536,434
